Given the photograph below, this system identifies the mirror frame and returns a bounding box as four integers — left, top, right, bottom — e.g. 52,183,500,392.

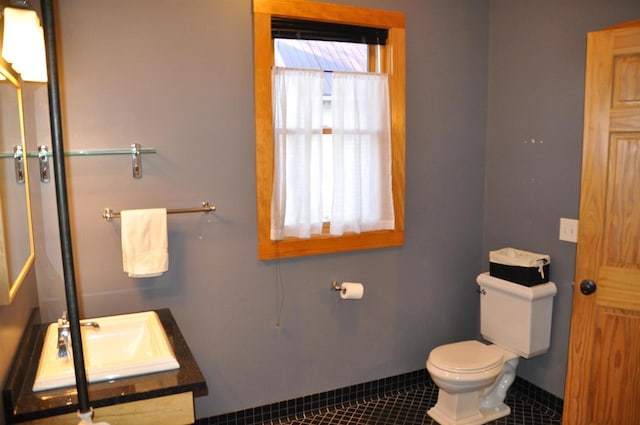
0,56,35,304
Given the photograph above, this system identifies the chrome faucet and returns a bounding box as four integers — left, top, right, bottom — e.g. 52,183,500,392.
56,312,100,359
57,313,70,359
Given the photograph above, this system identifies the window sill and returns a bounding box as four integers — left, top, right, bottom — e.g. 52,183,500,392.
258,228,404,260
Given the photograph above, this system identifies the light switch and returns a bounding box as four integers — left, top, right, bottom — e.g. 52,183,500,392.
559,218,579,243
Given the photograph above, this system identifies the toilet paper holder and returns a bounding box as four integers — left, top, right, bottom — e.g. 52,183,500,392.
331,280,365,299
330,280,346,294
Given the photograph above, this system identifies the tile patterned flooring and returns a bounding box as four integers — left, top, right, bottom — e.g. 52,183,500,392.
273,381,563,425
199,371,563,425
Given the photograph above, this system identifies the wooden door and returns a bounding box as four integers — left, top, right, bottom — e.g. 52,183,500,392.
563,20,640,425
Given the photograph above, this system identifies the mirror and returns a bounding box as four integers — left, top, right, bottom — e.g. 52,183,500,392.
0,61,35,304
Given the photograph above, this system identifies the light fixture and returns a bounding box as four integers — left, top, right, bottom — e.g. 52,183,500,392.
1,5,47,82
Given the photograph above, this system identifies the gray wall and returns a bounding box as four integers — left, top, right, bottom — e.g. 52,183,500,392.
484,0,640,398
0,269,38,425
28,0,489,419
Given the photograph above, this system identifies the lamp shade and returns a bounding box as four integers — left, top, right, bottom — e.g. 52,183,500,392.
1,7,47,82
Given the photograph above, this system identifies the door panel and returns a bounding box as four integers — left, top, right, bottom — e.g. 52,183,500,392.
589,308,640,425
604,134,640,268
563,21,640,425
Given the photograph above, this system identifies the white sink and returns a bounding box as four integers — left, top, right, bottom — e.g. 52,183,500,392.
33,311,179,392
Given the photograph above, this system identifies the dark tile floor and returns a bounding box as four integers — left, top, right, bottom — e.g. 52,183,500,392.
199,371,563,425
269,382,562,425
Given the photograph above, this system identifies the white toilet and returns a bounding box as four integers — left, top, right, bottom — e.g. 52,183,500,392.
426,272,557,425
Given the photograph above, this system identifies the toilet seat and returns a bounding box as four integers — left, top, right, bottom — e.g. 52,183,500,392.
428,340,504,373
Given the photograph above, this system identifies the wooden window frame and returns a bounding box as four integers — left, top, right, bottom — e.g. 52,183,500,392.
254,0,405,260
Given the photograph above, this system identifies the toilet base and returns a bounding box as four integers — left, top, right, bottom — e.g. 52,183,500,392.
427,391,511,425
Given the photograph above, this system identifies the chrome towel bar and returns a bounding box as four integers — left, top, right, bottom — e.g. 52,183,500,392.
103,201,216,221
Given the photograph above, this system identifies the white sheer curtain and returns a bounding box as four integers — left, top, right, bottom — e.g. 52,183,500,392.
270,68,394,240
271,67,324,240
330,71,394,235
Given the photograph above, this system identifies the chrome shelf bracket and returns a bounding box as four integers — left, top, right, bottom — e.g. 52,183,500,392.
131,143,142,178
38,145,50,182
13,145,24,183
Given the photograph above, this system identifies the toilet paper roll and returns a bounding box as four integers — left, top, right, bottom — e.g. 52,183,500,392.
340,282,364,300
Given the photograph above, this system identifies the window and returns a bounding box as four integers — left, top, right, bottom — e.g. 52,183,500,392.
254,0,405,260
274,39,370,224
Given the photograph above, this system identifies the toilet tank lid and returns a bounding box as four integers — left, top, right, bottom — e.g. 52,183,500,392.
477,272,557,300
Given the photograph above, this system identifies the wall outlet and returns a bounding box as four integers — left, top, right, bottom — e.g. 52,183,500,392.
559,218,579,243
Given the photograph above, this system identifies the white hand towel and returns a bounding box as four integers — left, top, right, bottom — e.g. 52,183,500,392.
121,208,168,278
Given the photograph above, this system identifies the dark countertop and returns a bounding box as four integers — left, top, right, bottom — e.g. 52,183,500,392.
2,309,207,424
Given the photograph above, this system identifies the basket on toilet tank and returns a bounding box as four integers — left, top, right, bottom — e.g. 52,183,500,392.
489,247,550,286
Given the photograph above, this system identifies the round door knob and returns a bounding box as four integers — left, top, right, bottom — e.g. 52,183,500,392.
580,279,597,295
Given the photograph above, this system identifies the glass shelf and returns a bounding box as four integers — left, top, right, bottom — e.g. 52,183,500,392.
0,151,22,159
35,147,157,157
1,147,157,158
1,145,156,180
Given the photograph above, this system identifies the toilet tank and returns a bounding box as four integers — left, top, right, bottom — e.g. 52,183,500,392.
477,272,557,358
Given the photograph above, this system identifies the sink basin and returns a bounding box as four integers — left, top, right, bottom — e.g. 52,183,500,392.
33,311,179,392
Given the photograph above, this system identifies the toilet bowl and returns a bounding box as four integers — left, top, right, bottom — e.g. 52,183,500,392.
426,340,519,425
